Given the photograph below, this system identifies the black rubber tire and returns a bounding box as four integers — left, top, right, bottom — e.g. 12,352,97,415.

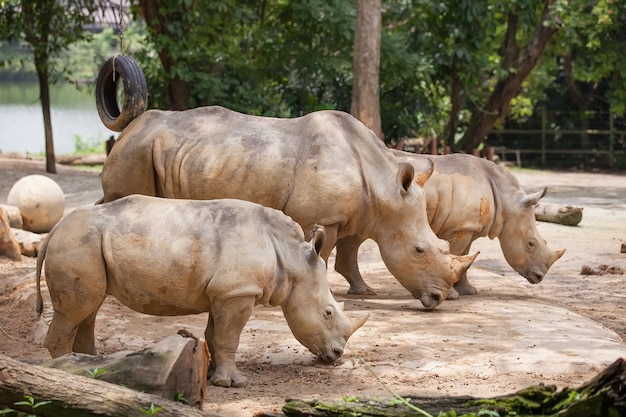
95,55,148,132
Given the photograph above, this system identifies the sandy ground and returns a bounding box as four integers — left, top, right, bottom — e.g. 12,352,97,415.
1,156,625,416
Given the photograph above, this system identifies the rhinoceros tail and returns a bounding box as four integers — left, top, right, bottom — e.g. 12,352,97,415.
35,229,52,316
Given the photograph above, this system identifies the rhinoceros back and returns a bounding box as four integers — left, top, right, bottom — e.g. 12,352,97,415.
101,106,398,230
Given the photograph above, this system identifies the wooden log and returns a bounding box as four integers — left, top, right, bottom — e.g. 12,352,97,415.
0,352,217,417
41,333,209,408
535,202,583,226
266,358,626,417
56,154,106,166
0,209,21,261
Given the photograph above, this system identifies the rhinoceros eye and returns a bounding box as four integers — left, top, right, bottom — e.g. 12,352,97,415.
324,307,334,319
528,239,537,250
415,245,425,254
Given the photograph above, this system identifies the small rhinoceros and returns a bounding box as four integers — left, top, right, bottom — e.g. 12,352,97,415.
99,106,477,308
36,195,369,388
391,150,565,298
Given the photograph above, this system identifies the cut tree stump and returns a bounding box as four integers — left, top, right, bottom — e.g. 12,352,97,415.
0,204,22,229
262,357,626,417
535,202,583,226
0,353,218,417
41,333,210,408
0,209,21,261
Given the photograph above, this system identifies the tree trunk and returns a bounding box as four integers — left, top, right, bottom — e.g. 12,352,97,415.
459,1,559,153
351,0,383,140
444,74,465,149
266,358,626,417
0,339,216,417
34,49,56,174
139,0,190,110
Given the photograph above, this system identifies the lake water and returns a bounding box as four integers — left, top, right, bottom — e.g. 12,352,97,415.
0,82,115,155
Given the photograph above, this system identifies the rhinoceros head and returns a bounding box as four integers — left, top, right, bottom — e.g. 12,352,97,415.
376,161,478,309
499,187,565,283
283,226,369,363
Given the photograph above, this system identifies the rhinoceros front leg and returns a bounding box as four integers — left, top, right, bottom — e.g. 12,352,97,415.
334,236,377,295
447,238,478,298
205,296,255,388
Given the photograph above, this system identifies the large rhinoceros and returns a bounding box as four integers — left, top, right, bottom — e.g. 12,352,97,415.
100,106,477,308
36,195,369,388
391,150,565,298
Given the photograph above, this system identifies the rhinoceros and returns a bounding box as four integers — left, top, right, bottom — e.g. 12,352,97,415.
99,106,477,308
36,195,369,388
391,150,565,298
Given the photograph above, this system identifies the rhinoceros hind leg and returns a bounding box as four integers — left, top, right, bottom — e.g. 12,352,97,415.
72,309,100,355
43,312,80,358
335,236,377,296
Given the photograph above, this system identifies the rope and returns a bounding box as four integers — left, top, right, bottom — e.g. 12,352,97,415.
112,0,127,82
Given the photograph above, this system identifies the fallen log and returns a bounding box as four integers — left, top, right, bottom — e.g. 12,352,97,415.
264,358,625,417
535,202,583,226
41,333,209,408
0,352,216,417
0,334,215,416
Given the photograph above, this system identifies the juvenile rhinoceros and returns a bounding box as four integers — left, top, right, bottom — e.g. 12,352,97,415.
36,195,369,388
100,106,477,308
391,150,565,298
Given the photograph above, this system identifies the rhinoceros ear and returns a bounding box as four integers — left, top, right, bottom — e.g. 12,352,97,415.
520,187,547,208
308,225,326,263
413,158,434,188
397,162,415,196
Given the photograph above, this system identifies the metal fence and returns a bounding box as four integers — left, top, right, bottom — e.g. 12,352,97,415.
485,109,626,169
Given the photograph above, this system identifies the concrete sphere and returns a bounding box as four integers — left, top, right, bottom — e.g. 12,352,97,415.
7,175,65,233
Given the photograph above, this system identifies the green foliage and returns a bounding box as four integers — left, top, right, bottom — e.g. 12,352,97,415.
12,394,52,417
86,367,109,379
140,402,164,415
72,135,105,155
2,0,625,155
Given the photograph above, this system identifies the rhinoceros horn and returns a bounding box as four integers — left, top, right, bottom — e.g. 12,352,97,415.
452,251,480,278
337,301,369,336
348,311,370,336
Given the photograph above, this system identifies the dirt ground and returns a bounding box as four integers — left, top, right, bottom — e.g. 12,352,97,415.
1,156,625,416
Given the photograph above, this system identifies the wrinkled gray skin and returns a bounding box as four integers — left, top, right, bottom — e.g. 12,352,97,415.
36,196,369,388
392,150,565,298
100,106,476,308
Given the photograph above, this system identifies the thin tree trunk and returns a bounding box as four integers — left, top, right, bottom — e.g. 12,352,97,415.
351,0,383,139
459,1,559,153
35,55,56,174
444,74,465,149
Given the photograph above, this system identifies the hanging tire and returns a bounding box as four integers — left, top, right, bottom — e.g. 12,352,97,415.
95,55,148,132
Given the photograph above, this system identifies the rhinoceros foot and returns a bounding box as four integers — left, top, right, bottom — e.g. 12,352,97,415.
347,284,378,296
210,368,248,388
446,287,460,300
453,281,478,296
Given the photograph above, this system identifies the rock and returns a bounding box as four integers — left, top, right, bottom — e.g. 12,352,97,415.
7,175,65,233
